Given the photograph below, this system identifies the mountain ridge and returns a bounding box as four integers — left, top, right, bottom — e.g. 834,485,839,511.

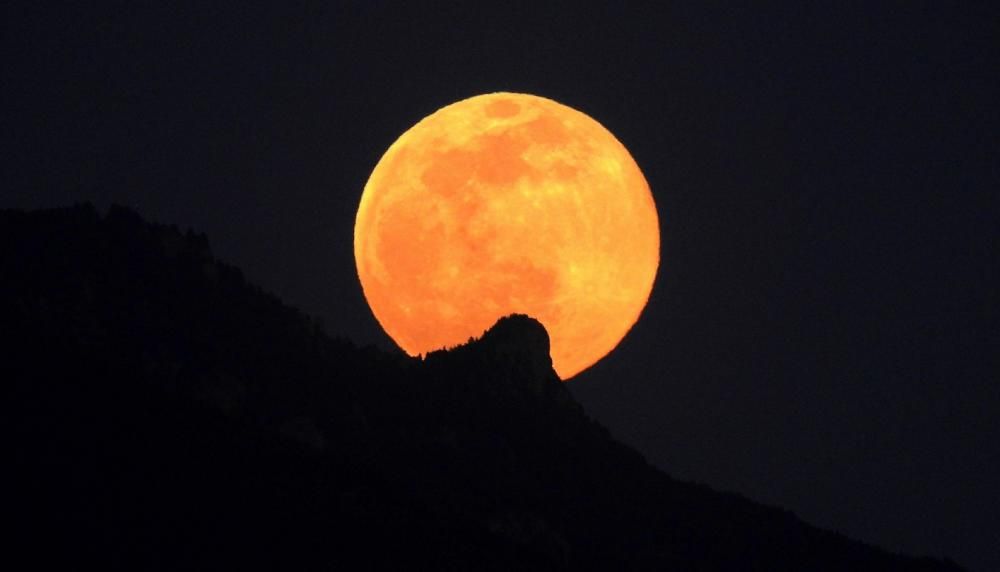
3,204,966,570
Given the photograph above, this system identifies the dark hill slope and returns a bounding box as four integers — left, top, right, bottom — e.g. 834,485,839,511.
3,205,964,571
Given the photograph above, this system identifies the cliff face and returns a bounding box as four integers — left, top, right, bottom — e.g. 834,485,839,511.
3,205,965,571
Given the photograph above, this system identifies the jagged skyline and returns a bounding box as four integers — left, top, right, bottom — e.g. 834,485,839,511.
4,205,966,570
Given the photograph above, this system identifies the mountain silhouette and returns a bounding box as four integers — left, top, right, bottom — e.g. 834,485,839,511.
4,204,965,571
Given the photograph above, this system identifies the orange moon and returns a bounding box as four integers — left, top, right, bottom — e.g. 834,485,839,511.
354,92,659,380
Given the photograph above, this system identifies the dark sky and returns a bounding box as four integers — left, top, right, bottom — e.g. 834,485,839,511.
3,2,997,570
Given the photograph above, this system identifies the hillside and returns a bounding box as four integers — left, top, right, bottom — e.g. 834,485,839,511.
3,204,965,571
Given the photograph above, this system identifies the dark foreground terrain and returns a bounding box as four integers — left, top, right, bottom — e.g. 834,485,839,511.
4,205,965,570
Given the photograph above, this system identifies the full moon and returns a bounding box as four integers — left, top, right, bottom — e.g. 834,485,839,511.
355,92,659,380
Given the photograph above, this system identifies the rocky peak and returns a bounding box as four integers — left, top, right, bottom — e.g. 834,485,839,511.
475,314,552,372
426,314,577,410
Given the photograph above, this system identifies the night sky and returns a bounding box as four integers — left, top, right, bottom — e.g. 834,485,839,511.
3,3,997,570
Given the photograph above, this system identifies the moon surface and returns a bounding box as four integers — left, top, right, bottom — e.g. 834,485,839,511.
355,92,659,379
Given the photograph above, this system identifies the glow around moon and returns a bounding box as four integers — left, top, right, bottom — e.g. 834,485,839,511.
355,92,659,379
